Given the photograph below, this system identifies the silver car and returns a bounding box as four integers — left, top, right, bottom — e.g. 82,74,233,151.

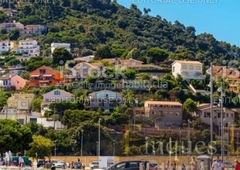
223,161,234,168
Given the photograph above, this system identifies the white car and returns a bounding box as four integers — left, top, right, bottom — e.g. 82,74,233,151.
89,161,99,169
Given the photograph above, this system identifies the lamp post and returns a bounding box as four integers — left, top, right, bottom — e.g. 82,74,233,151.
209,63,214,163
98,118,101,165
81,129,83,157
237,132,239,157
218,82,224,161
187,119,191,165
54,140,57,156
113,143,115,156
227,122,231,161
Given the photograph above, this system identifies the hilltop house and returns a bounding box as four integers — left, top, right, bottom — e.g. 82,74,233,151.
0,74,26,90
51,43,71,54
0,40,12,54
0,93,35,124
207,66,240,95
87,90,123,111
194,103,236,135
172,60,206,81
71,62,104,79
29,66,64,87
41,89,74,116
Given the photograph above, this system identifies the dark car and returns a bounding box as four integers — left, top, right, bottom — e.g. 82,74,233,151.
72,161,82,169
37,160,45,168
106,160,149,170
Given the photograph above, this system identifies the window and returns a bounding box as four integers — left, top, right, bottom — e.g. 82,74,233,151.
39,69,46,74
30,118,37,122
183,65,187,69
189,65,193,69
173,66,175,72
196,66,200,70
54,90,60,95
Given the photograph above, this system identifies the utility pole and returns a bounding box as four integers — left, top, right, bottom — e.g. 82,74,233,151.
188,119,191,165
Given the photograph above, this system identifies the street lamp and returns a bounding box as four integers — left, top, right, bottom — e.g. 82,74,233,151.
187,119,191,165
227,122,231,161
54,140,57,156
98,118,101,165
209,63,214,163
237,132,239,157
113,143,115,156
81,129,83,157
217,82,224,161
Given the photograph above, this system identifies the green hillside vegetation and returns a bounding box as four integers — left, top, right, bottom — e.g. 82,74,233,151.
0,0,240,66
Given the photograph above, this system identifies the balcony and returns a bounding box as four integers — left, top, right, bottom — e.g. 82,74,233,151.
181,72,206,80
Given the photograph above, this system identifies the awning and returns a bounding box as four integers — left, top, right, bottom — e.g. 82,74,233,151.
30,75,40,77
39,80,50,83
43,74,52,77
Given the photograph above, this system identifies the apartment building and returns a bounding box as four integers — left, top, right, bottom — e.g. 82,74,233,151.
15,39,40,57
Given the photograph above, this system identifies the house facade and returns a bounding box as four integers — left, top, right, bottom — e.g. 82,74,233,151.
15,39,40,56
0,74,26,90
29,66,64,87
72,62,103,79
194,103,235,133
41,89,74,116
0,22,24,32
172,60,206,80
88,90,123,111
144,101,183,129
51,43,71,54
208,66,240,95
3,93,35,124
22,25,46,35
0,40,12,54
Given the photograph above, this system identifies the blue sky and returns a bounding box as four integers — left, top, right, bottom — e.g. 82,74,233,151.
117,0,240,47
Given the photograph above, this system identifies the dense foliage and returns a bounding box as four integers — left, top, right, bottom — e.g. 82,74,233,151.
0,0,239,66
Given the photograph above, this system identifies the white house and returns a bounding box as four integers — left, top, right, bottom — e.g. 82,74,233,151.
51,43,71,54
171,60,206,80
0,40,12,54
37,118,64,129
15,39,40,57
41,89,74,116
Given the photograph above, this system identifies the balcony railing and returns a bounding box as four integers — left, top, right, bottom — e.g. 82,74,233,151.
181,74,206,80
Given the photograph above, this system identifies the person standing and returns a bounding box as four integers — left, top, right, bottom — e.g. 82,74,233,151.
18,156,24,167
212,156,224,170
200,160,205,170
190,156,197,170
235,159,240,170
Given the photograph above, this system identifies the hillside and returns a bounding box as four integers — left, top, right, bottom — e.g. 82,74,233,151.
0,0,240,66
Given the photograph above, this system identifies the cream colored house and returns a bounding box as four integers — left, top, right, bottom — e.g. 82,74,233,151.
71,62,103,79
194,103,235,127
41,89,74,116
0,93,35,124
172,60,206,80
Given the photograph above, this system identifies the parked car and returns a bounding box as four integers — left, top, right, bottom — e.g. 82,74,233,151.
89,161,99,169
149,162,157,170
223,161,234,168
55,161,67,169
106,160,149,170
72,161,82,169
37,160,44,168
